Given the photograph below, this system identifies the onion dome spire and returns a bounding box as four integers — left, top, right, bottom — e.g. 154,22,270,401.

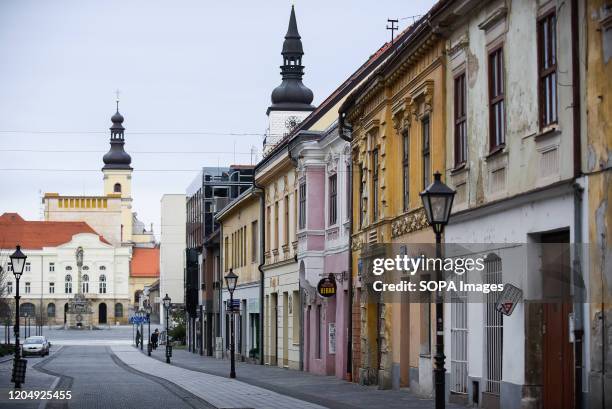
267,5,314,114
102,96,132,170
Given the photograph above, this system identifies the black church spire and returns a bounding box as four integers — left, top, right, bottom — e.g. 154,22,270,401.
103,99,132,170
268,5,314,114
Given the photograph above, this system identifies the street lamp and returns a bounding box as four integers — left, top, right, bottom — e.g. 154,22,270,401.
420,171,455,409
145,300,152,356
10,245,27,389
163,294,171,364
224,269,238,379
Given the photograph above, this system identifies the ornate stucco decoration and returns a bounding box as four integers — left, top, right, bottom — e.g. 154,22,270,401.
326,151,339,175
447,35,469,58
297,157,306,181
410,79,435,119
391,207,430,238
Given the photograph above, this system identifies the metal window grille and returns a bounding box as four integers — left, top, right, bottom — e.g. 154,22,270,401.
484,254,503,395
450,273,468,394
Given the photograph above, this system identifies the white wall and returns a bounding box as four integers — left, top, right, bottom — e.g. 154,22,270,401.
160,194,186,315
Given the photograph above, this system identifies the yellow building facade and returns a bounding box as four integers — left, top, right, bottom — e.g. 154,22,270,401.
341,21,446,393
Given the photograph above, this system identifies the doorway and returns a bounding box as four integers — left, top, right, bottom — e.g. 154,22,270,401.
541,231,574,409
98,303,107,324
64,303,69,324
271,293,278,366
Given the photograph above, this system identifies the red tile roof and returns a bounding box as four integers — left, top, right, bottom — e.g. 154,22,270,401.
0,212,110,250
130,247,160,277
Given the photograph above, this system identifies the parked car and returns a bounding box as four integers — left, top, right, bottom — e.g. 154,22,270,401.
22,336,50,356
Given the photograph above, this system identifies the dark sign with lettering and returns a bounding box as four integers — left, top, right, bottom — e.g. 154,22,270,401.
317,274,337,298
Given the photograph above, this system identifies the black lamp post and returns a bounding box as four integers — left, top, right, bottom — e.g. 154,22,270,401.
145,300,152,356
224,269,238,379
139,309,144,351
420,171,455,409
163,294,171,364
10,245,27,389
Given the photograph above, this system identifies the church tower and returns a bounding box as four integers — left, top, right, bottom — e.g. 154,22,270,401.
265,5,315,154
102,101,134,243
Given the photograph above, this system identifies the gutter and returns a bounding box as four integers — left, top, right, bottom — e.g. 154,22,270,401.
339,111,353,381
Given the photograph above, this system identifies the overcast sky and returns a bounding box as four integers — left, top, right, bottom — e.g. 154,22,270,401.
0,0,435,235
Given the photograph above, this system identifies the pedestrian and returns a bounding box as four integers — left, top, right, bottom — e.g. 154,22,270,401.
136,328,141,347
151,329,159,350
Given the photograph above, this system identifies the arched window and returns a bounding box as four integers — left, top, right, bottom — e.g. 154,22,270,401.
47,303,56,317
83,265,89,271
20,303,35,317
114,303,123,318
99,274,107,294
65,274,72,294
100,265,106,271
82,274,89,293
114,183,122,193
66,266,72,271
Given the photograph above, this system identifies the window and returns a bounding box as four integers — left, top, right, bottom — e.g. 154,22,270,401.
49,262,55,272
114,303,123,318
66,266,72,271
251,221,258,263
346,164,351,218
274,202,279,249
7,282,12,294
402,130,410,211
422,117,431,189
82,274,89,293
538,12,557,127
49,282,55,294
284,196,290,245
298,182,306,229
65,274,72,294
47,303,56,317
99,274,107,294
224,236,229,270
266,206,271,251
25,282,31,294
114,183,122,193
359,165,365,226
316,304,322,359
372,149,379,222
328,174,337,225
100,265,106,271
25,262,31,272
7,263,12,272
488,47,505,150
454,73,467,165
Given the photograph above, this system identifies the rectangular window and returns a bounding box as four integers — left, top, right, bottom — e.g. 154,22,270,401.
292,290,300,344
488,47,505,150
372,149,379,222
329,174,337,225
538,12,557,128
49,282,55,294
266,206,271,252
274,202,279,249
224,236,229,270
25,262,31,272
359,165,365,226
402,130,410,211
284,196,290,245
346,164,351,218
49,262,55,272
298,182,306,229
316,304,322,359
422,118,431,189
454,73,467,165
7,282,12,294
25,282,31,294
251,221,258,263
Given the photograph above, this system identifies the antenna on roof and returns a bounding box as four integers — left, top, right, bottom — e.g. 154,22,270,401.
386,19,399,43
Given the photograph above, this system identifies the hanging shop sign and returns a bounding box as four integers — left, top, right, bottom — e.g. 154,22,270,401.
317,274,337,298
495,283,523,316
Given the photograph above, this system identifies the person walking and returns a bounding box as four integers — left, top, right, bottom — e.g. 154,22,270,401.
136,328,141,347
151,329,159,350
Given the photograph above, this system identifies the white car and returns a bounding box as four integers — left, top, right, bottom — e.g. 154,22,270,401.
22,336,50,357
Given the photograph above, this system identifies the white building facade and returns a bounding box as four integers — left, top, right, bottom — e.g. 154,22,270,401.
160,194,186,325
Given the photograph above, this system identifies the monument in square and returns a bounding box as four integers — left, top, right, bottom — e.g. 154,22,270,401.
65,246,94,329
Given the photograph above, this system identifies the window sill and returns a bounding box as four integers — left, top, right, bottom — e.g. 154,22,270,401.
534,125,560,141
450,162,468,175
485,144,506,161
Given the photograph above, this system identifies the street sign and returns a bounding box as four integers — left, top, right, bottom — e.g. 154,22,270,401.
317,274,337,298
495,283,522,316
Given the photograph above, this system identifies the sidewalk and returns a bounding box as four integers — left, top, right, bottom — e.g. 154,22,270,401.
135,345,459,409
112,345,326,409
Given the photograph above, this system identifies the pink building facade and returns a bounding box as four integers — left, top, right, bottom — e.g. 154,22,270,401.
291,126,351,379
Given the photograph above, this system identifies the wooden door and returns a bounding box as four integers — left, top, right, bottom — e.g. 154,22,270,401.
542,231,574,409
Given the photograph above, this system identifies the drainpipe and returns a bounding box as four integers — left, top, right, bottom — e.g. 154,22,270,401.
570,1,584,407
339,112,353,381
253,180,266,365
